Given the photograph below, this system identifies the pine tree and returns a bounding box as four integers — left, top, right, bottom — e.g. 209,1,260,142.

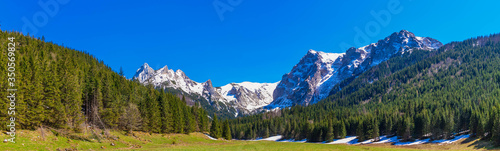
326,119,334,142
339,120,347,139
119,66,124,77
26,54,45,129
61,59,84,131
159,91,173,133
414,111,430,138
210,113,221,138
356,120,364,141
184,106,195,134
493,109,500,145
223,120,232,140
302,121,312,140
485,108,497,138
264,126,270,138
372,119,380,141
146,86,161,133
43,61,64,128
385,117,393,135
398,116,412,141
477,117,485,138
198,108,207,132
363,117,374,141
191,104,200,132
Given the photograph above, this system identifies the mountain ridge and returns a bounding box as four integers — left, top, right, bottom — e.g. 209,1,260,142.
134,30,443,117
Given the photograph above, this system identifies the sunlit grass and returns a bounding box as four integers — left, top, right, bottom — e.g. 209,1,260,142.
0,129,496,151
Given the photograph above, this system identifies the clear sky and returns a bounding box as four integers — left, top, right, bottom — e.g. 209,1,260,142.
1,0,499,86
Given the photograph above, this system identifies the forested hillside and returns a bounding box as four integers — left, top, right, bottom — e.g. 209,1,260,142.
228,34,500,145
0,31,209,134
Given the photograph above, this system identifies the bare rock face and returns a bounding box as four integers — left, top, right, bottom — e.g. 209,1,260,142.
271,50,344,107
266,30,443,109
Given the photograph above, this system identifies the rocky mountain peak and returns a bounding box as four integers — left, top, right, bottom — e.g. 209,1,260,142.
134,63,155,83
158,65,170,74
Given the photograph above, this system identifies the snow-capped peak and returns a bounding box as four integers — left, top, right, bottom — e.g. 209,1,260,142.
133,63,155,83
308,49,317,54
218,81,279,111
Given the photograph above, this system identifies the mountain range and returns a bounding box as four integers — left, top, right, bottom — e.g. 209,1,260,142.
133,63,278,117
133,30,443,117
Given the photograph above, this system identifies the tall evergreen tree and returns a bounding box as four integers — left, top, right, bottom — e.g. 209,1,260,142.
339,120,347,139
210,113,221,138
223,120,232,140
326,119,334,142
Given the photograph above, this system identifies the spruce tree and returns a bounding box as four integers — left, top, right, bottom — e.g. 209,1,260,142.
339,120,347,139
356,120,364,141
372,119,380,141
326,119,334,142
159,91,173,133
493,109,500,145
223,120,232,140
184,106,195,134
264,126,270,138
210,113,220,138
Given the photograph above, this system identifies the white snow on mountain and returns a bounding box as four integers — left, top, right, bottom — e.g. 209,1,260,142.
133,63,155,83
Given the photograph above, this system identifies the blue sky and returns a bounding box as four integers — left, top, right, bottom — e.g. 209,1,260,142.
1,0,499,86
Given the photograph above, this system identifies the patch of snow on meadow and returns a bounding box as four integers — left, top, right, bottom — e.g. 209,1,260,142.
394,138,430,146
259,135,282,141
205,134,217,140
372,136,398,144
279,139,307,143
326,136,357,144
432,134,469,144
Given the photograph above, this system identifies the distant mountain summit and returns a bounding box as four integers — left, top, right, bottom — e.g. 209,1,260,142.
267,30,443,109
133,63,155,83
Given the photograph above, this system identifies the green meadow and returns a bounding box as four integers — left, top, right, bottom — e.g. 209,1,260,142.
1,129,496,151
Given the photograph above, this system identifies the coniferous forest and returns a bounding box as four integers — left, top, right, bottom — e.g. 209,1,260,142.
228,34,500,145
0,31,210,135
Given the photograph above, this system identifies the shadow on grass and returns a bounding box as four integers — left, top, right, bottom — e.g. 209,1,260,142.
464,137,499,150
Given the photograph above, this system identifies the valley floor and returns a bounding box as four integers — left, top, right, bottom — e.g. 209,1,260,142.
0,130,498,151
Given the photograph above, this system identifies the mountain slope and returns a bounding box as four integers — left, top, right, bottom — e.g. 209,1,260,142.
268,30,443,108
229,33,500,144
133,64,278,118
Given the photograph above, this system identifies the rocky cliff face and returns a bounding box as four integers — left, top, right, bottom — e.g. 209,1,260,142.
267,30,443,109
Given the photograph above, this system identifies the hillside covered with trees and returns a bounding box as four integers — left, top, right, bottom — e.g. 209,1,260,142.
0,31,210,135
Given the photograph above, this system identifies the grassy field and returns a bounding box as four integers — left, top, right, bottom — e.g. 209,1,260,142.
1,129,498,151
